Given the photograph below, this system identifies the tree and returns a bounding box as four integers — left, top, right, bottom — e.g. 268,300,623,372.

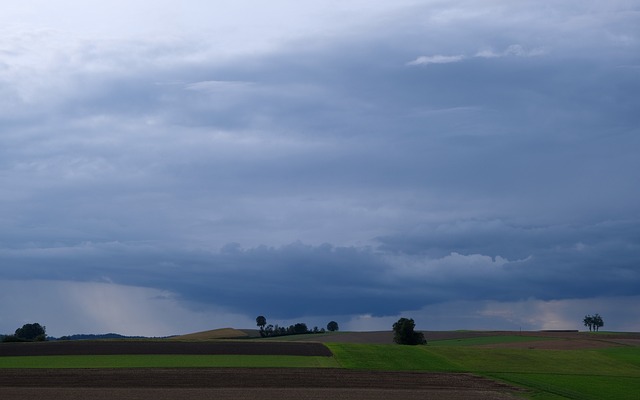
292,323,309,334
392,318,426,345
14,323,46,341
327,321,339,332
256,315,267,337
583,315,594,332
592,314,604,332
583,314,604,332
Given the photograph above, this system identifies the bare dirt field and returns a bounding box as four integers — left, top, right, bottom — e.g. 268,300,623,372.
0,368,524,400
466,331,640,350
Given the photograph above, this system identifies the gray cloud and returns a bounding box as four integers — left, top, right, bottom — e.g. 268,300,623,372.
1,224,638,321
1,0,639,334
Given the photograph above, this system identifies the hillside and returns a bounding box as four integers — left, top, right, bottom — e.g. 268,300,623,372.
170,327,254,340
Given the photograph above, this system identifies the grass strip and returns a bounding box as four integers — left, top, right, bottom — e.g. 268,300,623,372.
0,354,340,369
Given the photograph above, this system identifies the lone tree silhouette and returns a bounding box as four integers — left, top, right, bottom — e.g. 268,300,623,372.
327,321,339,332
392,318,426,345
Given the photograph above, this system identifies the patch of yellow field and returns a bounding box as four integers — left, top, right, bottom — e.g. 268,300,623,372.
171,328,250,340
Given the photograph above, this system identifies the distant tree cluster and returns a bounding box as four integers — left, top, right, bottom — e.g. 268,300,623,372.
583,314,604,332
256,316,338,337
57,333,146,341
2,323,47,342
392,318,426,345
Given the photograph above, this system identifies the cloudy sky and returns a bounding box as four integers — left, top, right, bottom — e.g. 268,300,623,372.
1,1,639,337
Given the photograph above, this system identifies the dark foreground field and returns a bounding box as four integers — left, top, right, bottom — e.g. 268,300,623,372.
0,340,523,400
0,368,522,400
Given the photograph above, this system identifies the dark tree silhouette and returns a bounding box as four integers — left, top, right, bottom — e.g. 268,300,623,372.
256,315,267,337
583,314,604,332
327,321,339,332
592,314,604,332
392,318,426,345
292,323,308,334
583,315,594,331
12,323,46,341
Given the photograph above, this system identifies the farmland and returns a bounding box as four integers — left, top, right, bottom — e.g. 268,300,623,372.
1,330,639,399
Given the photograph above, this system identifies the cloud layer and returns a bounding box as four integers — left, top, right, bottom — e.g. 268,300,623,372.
1,0,639,335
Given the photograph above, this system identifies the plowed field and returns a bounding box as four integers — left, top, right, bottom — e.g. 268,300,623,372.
0,368,522,399
0,340,523,399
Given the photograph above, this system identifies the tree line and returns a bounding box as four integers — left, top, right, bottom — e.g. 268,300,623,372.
256,316,339,337
2,313,604,343
256,315,427,345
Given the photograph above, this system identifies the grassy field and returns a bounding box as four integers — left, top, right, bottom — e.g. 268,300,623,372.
327,343,460,371
326,342,640,399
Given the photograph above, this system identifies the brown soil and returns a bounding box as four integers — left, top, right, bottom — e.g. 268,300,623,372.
0,368,524,400
462,331,640,350
479,338,627,350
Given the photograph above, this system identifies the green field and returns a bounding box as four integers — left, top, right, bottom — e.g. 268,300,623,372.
0,354,339,368
327,343,460,371
326,342,640,399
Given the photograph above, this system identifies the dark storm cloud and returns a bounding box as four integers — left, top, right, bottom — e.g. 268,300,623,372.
1,1,639,332
2,219,638,320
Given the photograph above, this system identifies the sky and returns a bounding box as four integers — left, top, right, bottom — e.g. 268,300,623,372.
1,0,639,337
